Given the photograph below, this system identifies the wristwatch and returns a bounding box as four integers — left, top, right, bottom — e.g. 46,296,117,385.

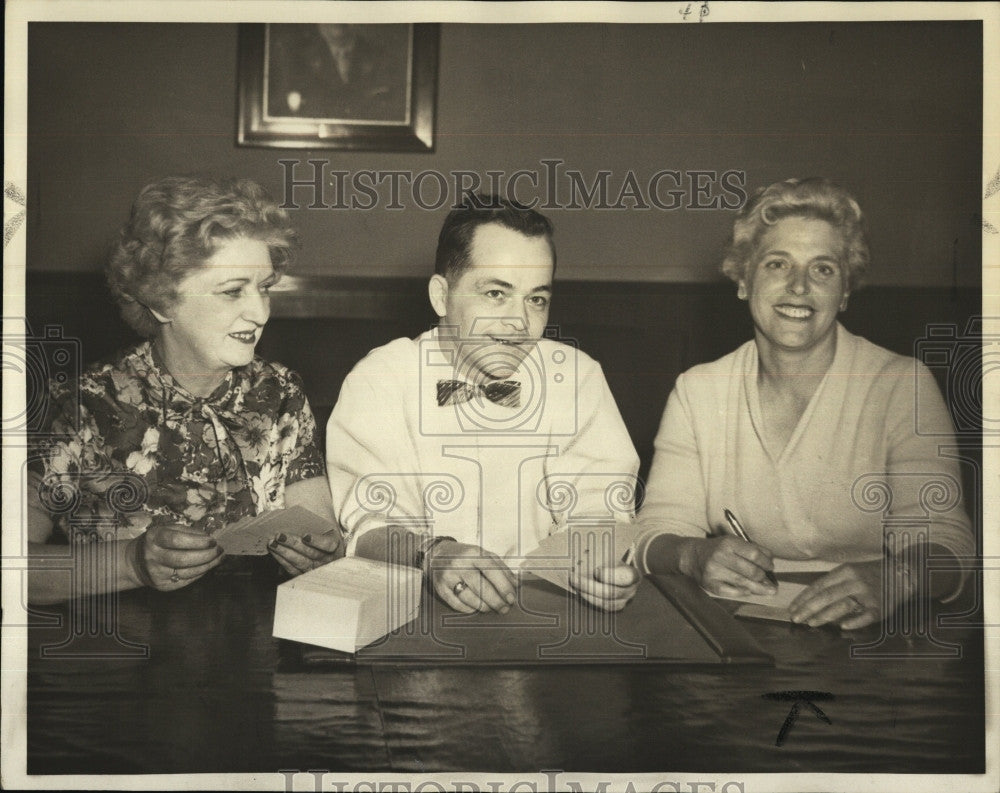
887,552,919,603
414,535,456,574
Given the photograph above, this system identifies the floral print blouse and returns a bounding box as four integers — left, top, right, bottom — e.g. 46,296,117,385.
29,341,325,542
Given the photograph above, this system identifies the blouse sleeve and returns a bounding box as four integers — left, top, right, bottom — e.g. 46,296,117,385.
279,369,326,486
27,379,117,539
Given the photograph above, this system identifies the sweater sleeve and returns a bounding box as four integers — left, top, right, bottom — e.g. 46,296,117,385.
325,345,427,555
548,357,640,524
882,360,975,598
633,373,714,571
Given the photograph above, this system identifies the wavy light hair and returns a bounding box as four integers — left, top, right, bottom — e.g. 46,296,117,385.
721,177,870,291
107,176,298,337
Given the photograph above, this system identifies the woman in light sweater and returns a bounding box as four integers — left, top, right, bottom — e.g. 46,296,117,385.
635,178,973,629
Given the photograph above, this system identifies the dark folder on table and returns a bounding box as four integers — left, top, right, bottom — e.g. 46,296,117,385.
336,573,772,667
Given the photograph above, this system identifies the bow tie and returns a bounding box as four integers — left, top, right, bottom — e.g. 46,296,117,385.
437,379,521,408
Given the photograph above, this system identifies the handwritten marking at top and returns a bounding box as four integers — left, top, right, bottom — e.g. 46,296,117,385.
679,2,711,22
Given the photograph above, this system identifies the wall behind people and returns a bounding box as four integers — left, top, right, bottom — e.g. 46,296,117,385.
27,21,981,287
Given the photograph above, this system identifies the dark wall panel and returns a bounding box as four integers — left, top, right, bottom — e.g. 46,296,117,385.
27,22,982,286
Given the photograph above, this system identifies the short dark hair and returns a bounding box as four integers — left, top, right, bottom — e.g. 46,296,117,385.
434,194,555,282
107,176,298,337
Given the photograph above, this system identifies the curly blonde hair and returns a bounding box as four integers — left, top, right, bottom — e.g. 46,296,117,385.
721,177,870,291
107,176,298,337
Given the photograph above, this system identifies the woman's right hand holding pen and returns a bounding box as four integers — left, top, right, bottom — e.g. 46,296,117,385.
679,535,777,598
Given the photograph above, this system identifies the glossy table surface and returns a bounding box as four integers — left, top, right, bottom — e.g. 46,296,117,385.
26,563,985,776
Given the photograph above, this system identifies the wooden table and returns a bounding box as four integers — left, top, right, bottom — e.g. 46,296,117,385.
26,562,985,777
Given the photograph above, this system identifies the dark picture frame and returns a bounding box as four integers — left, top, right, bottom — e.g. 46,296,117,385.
237,23,437,151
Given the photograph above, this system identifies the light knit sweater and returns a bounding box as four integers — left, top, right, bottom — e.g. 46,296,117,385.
326,329,640,559
635,324,974,579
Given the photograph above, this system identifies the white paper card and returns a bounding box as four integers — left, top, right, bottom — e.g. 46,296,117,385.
772,557,839,574
519,522,643,593
705,580,809,623
709,580,807,609
214,506,339,555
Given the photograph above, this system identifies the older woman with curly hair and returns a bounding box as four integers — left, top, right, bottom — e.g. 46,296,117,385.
634,177,974,629
27,176,341,603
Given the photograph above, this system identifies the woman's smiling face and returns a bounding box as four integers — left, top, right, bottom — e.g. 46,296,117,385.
740,216,850,358
155,236,277,390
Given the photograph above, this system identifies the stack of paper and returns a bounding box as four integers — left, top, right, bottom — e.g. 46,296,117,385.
273,557,423,653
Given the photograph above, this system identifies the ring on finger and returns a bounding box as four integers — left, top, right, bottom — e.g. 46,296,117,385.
452,579,468,596
170,570,181,583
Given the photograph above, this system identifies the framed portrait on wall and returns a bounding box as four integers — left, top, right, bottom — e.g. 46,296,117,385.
237,23,438,151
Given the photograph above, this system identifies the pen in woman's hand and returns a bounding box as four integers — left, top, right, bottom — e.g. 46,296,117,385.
621,544,636,567
723,508,778,588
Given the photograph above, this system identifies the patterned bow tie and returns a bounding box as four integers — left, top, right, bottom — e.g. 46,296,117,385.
437,379,521,408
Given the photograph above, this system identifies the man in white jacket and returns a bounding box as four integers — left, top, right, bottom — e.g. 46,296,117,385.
326,195,640,614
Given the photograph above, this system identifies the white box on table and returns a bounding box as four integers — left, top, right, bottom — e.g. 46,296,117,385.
272,556,423,653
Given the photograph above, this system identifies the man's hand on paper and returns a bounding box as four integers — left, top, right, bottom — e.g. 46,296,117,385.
425,540,518,614
569,563,639,612
519,523,643,611
269,529,343,576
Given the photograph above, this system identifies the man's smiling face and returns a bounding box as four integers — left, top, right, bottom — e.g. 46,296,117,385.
429,223,554,381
